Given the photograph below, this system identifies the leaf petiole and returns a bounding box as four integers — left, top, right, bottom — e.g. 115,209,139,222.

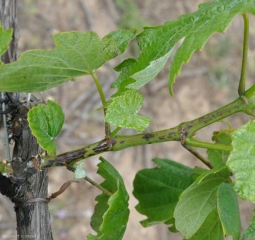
84,175,112,197
91,71,111,136
238,13,249,96
184,138,232,152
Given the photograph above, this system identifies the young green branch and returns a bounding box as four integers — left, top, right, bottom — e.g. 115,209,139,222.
39,86,255,170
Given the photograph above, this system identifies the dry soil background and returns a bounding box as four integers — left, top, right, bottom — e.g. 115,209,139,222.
1,0,255,240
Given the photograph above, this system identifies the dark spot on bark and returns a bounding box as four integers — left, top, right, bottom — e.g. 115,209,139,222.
142,133,155,140
120,141,125,144
158,136,165,140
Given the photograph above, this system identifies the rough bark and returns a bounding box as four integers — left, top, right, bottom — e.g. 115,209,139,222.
0,0,18,63
0,1,54,239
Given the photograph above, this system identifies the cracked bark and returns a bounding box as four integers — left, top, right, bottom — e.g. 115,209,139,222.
0,1,53,239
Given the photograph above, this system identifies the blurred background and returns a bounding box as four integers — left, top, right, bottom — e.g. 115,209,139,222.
1,0,255,239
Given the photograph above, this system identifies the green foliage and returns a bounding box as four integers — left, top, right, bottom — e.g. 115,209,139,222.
105,90,150,132
1,0,255,239
0,25,12,65
28,100,64,155
0,29,136,92
174,177,225,238
112,0,255,95
88,157,129,240
133,158,196,227
227,120,255,203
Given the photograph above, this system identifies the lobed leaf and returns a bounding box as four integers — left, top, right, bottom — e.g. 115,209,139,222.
133,158,195,227
105,89,150,132
0,25,12,65
28,100,64,155
88,157,129,240
0,30,136,92
226,120,255,203
112,0,255,95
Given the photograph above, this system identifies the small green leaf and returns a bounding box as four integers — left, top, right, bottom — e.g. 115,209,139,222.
74,162,86,179
105,90,150,132
226,120,255,203
0,30,135,92
28,100,64,155
217,183,240,240
0,26,12,64
207,132,232,169
88,157,129,240
242,213,255,239
133,158,195,227
174,177,224,239
187,209,223,240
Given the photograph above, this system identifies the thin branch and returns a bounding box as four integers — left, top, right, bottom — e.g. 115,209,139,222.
38,87,255,170
181,143,213,169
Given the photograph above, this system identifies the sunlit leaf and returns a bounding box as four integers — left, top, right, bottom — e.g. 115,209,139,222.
112,0,255,95
105,89,150,132
28,100,64,155
226,120,255,203
174,177,224,238
0,30,136,92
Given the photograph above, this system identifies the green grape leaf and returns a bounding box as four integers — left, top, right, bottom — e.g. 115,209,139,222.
226,120,255,203
105,89,150,132
28,100,64,155
0,26,12,65
187,209,223,240
242,213,255,239
88,157,129,240
174,177,224,239
217,183,240,240
0,30,136,92
133,158,195,227
112,0,255,95
207,132,232,169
